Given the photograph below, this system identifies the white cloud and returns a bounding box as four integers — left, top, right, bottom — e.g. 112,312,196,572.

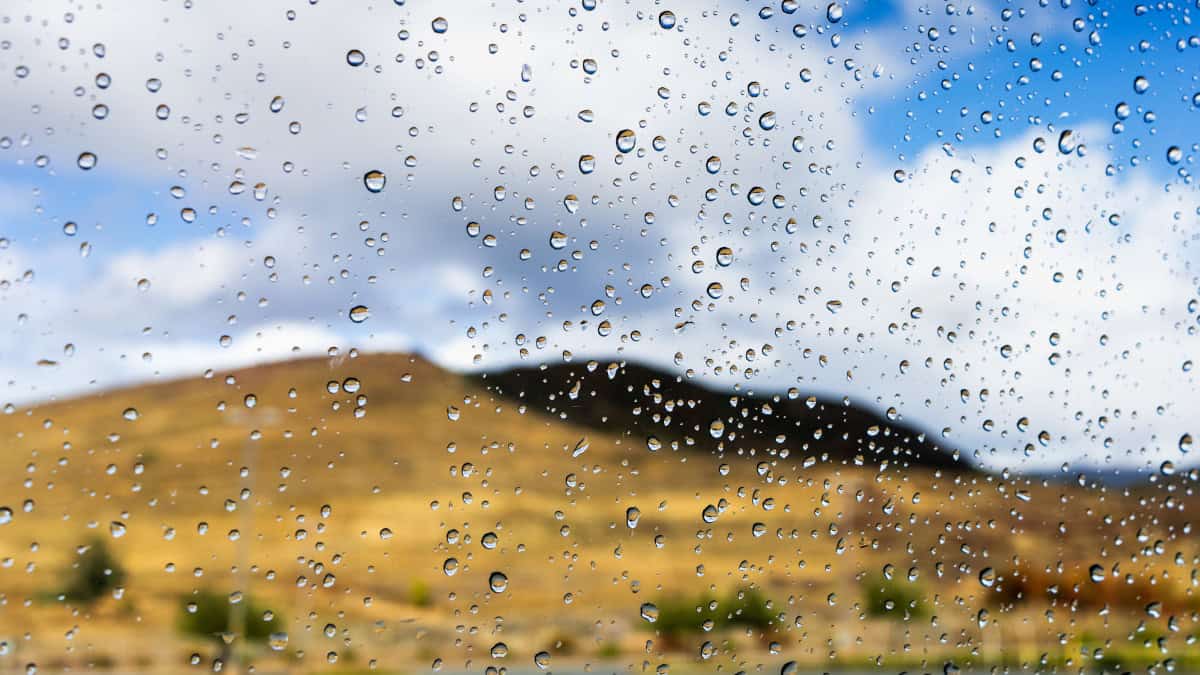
0,1,1195,473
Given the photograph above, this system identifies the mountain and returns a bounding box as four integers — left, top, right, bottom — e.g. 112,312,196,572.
474,360,967,471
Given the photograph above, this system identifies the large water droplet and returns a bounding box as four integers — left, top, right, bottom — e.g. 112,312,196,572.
363,170,387,193
639,602,659,622
1057,129,1077,154
615,129,636,153
489,571,509,593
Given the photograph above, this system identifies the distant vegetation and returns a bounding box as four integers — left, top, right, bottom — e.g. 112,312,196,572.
645,587,776,646
177,589,276,644
61,537,126,605
861,573,929,620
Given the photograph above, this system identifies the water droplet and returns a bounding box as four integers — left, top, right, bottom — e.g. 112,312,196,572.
826,2,844,22
109,521,127,538
346,49,366,67
122,407,139,421
488,571,509,593
578,154,595,174
269,633,288,651
77,152,97,170
1089,564,1106,583
363,170,387,193
709,419,725,438
615,129,636,153
625,506,641,529
1133,75,1149,94
716,246,733,266
572,437,589,457
349,305,370,323
431,17,449,33
639,602,659,622
978,567,996,588
1057,129,1077,154
1167,146,1183,164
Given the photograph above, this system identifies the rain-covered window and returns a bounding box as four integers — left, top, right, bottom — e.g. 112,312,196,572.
0,1,1197,674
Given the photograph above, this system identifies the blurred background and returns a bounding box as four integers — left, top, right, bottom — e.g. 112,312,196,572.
0,0,1198,673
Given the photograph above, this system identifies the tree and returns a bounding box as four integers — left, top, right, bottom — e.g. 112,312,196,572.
62,537,127,605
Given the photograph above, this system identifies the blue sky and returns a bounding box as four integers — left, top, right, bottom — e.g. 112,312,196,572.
0,0,1197,473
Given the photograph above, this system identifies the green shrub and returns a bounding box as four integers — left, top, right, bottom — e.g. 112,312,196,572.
861,573,928,620
177,589,276,644
645,587,777,642
62,537,126,605
408,579,433,607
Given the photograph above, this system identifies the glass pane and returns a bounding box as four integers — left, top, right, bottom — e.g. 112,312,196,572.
0,2,1196,674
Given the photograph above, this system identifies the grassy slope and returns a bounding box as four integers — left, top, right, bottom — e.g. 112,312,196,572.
0,353,1193,672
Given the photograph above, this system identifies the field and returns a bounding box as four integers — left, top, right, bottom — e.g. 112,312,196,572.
0,353,1195,674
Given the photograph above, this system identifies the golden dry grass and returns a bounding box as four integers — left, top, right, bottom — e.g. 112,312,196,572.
0,353,1194,673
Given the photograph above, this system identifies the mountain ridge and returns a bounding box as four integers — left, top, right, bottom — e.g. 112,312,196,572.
472,359,968,471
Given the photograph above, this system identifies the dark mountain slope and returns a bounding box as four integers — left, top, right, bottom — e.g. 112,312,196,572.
475,360,968,471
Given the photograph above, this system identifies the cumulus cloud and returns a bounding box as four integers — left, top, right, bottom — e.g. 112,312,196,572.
0,0,1194,472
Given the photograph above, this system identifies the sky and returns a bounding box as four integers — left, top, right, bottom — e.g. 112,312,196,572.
0,0,1197,473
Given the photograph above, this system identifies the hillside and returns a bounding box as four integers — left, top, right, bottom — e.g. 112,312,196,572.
475,361,965,471
0,352,1193,674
